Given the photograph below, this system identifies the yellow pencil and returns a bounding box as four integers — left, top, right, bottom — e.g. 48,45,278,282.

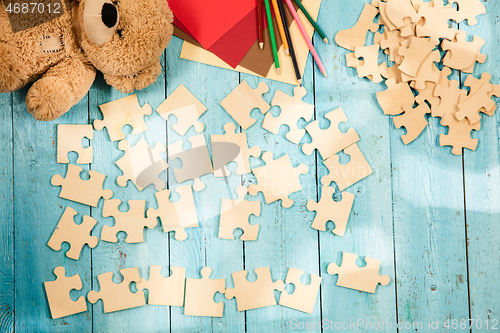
270,0,290,56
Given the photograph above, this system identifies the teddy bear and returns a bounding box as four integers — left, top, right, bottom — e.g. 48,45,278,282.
0,0,173,121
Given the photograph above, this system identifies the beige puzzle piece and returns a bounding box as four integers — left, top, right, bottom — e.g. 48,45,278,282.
335,3,379,51
352,44,383,83
225,267,285,311
220,81,270,130
147,185,199,241
51,164,113,207
47,207,98,260
379,63,404,83
398,36,435,77
137,265,186,306
115,138,168,191
100,199,157,244
456,73,495,124
411,66,452,110
87,267,145,313
184,267,225,317
433,80,467,118
279,268,322,314
156,84,207,136
416,0,458,45
303,108,360,159
262,87,315,144
385,0,421,29
376,28,406,63
57,124,93,164
307,186,355,237
401,50,441,90
449,0,486,26
346,52,363,69
219,186,261,241
442,31,486,73
393,102,431,144
327,252,390,294
379,2,398,31
376,79,414,116
44,267,87,319
94,94,152,142
321,143,373,191
211,123,261,177
248,152,308,208
463,73,498,117
440,113,480,155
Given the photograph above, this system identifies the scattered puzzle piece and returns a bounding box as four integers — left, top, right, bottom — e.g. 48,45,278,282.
51,164,113,207
262,87,315,144
279,268,322,314
401,49,441,90
440,113,480,155
354,44,384,83
225,267,284,311
335,3,379,51
379,63,404,83
377,29,406,63
386,0,421,29
393,102,431,144
376,79,414,116
220,81,270,130
115,138,168,191
456,73,495,124
137,266,186,306
47,207,98,260
147,185,199,241
378,2,399,31
442,31,486,73
416,0,458,45
433,80,467,118
307,187,355,237
44,267,87,319
248,152,308,208
88,267,145,313
57,125,93,164
156,84,207,136
219,186,261,241
94,94,152,142
346,52,363,69
327,252,390,293
398,36,436,77
184,267,225,317
303,108,360,159
449,0,486,26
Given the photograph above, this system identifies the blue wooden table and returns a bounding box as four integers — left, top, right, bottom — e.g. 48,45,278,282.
1,0,500,331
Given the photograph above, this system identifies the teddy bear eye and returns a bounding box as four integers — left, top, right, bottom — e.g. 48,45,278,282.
83,0,120,46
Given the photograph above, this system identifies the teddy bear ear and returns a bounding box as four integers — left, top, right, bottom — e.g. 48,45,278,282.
83,0,119,46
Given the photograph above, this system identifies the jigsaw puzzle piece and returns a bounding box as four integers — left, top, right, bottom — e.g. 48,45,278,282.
401,50,441,90
393,102,431,144
433,80,467,118
94,94,152,142
376,79,414,116
156,84,207,136
220,81,270,130
57,124,93,164
353,44,384,83
87,267,145,313
449,0,486,26
51,164,113,207
262,87,315,144
416,0,458,45
44,267,87,319
137,265,186,306
398,36,436,77
47,207,98,260
440,113,480,155
378,2,399,31
335,3,379,51
456,73,496,124
100,199,157,243
385,0,421,29
279,268,322,314
184,267,225,317
442,31,486,73
327,252,390,294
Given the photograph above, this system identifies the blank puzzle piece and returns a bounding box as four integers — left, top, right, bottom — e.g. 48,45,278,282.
433,80,467,118
393,102,431,144
57,124,93,164
263,87,315,144
249,152,308,208
211,123,261,177
100,199,157,244
442,31,486,73
279,268,322,314
168,135,213,191
147,185,199,241
51,164,113,207
88,267,145,313
219,186,261,241
220,81,270,130
156,84,207,136
401,50,441,90
137,265,186,306
456,73,496,124
225,267,284,311
47,207,98,260
385,0,421,29
94,94,152,142
398,36,435,78
376,79,414,116
321,143,372,191
416,0,458,45
353,44,383,83
115,138,168,191
307,186,355,237
184,267,225,317
449,0,486,26
440,113,480,155
44,267,87,319
335,3,379,51
327,252,390,294
303,108,360,159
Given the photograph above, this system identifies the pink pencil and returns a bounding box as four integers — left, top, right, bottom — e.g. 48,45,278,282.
284,0,327,78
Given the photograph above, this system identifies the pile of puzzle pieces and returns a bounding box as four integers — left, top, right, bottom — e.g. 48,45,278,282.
336,0,497,155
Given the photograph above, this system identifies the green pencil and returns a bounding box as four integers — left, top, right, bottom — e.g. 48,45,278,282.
292,0,329,43
263,0,281,74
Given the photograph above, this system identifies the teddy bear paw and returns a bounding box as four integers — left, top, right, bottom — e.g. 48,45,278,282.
26,77,74,121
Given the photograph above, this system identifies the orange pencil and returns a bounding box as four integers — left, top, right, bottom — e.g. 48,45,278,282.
270,0,289,56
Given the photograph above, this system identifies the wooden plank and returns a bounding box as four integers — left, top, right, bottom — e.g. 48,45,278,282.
12,86,92,331
0,92,14,333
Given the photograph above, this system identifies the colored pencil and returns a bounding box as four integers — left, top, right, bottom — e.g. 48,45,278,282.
277,0,302,84
284,0,327,78
292,0,329,44
270,0,290,56
257,0,264,49
263,0,281,74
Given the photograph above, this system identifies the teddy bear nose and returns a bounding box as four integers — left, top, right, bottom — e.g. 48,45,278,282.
101,3,118,28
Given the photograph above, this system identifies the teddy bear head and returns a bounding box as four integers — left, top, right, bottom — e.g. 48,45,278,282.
77,0,173,93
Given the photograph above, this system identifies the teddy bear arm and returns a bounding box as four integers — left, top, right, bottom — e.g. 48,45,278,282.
103,60,162,93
